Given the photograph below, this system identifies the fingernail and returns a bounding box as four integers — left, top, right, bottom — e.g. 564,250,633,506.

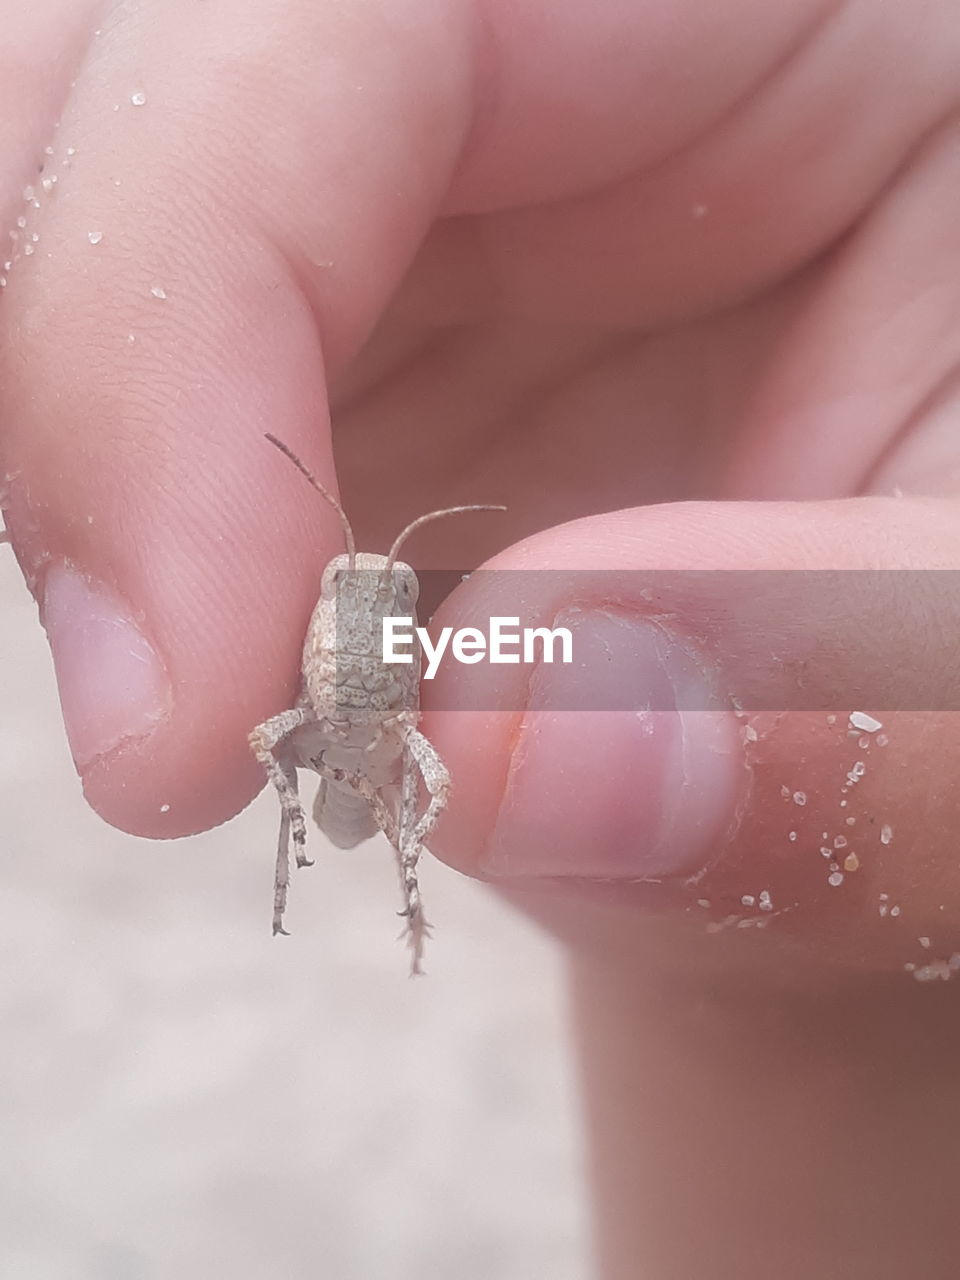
41,564,172,771
483,607,741,879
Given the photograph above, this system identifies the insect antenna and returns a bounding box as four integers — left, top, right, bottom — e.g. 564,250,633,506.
264,433,357,568
384,505,507,572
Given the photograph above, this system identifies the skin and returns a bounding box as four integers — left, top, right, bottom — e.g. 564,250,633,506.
3,2,960,1275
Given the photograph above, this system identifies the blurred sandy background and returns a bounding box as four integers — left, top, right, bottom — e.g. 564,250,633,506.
0,552,588,1278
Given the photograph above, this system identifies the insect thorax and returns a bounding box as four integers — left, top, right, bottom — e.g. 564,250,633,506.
302,557,421,724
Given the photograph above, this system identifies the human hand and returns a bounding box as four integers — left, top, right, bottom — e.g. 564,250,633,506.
3,4,960,1276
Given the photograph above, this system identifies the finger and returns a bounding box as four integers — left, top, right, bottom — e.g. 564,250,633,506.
0,4,98,219
423,496,960,982
447,0,827,210
0,0,481,836
443,3,960,326
723,111,960,499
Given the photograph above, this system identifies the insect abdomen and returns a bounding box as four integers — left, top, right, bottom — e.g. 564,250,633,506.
313,777,379,849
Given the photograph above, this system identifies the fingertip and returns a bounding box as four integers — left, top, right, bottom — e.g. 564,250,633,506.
13,410,342,837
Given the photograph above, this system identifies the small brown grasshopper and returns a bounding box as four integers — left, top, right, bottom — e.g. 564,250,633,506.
250,434,503,974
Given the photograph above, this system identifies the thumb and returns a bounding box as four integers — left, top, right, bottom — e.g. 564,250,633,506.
424,495,960,981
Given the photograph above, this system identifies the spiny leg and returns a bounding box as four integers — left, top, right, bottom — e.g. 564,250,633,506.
273,802,292,936
249,708,311,934
395,742,432,975
401,725,451,853
391,728,451,973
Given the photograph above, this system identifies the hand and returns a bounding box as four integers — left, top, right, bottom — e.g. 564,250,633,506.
3,4,960,1277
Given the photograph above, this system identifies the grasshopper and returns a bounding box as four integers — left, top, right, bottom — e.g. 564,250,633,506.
249,434,503,974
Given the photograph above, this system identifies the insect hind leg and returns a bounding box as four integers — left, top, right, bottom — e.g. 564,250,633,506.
393,729,449,974
401,725,450,853
311,754,430,975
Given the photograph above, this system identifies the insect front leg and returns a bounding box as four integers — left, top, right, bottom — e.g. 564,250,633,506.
249,708,312,935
